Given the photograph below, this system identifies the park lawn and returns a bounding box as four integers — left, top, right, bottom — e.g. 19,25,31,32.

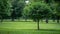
0,29,60,34
0,21,60,34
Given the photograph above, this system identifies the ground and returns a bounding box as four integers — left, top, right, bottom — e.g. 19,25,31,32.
0,20,60,34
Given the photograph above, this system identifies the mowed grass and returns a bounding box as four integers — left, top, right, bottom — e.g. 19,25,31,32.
0,20,60,34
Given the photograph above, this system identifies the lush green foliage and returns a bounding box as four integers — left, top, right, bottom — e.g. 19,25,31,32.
10,0,25,19
23,2,52,21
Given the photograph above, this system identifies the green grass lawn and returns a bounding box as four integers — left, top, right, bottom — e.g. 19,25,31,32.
0,21,60,34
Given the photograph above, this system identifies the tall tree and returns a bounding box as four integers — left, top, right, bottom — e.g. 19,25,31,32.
23,2,52,30
0,0,9,22
11,0,25,21
56,4,60,23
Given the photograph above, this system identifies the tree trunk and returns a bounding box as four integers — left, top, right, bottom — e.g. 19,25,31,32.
53,18,55,22
25,15,27,22
46,18,48,23
1,17,3,22
0,16,3,23
25,18,27,22
57,16,59,23
12,17,14,21
37,19,39,30
12,19,14,21
57,19,59,23
53,16,56,22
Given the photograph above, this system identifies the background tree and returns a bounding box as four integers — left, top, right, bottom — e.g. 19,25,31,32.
49,0,60,23
56,4,60,23
10,0,25,21
0,0,9,22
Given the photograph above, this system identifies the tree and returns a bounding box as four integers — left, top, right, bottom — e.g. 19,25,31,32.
51,0,60,23
0,0,9,22
45,0,59,22
10,0,25,21
23,2,52,30
56,4,60,23
44,0,54,3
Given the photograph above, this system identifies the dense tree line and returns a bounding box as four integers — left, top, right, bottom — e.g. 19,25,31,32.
0,0,60,30
0,0,25,21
